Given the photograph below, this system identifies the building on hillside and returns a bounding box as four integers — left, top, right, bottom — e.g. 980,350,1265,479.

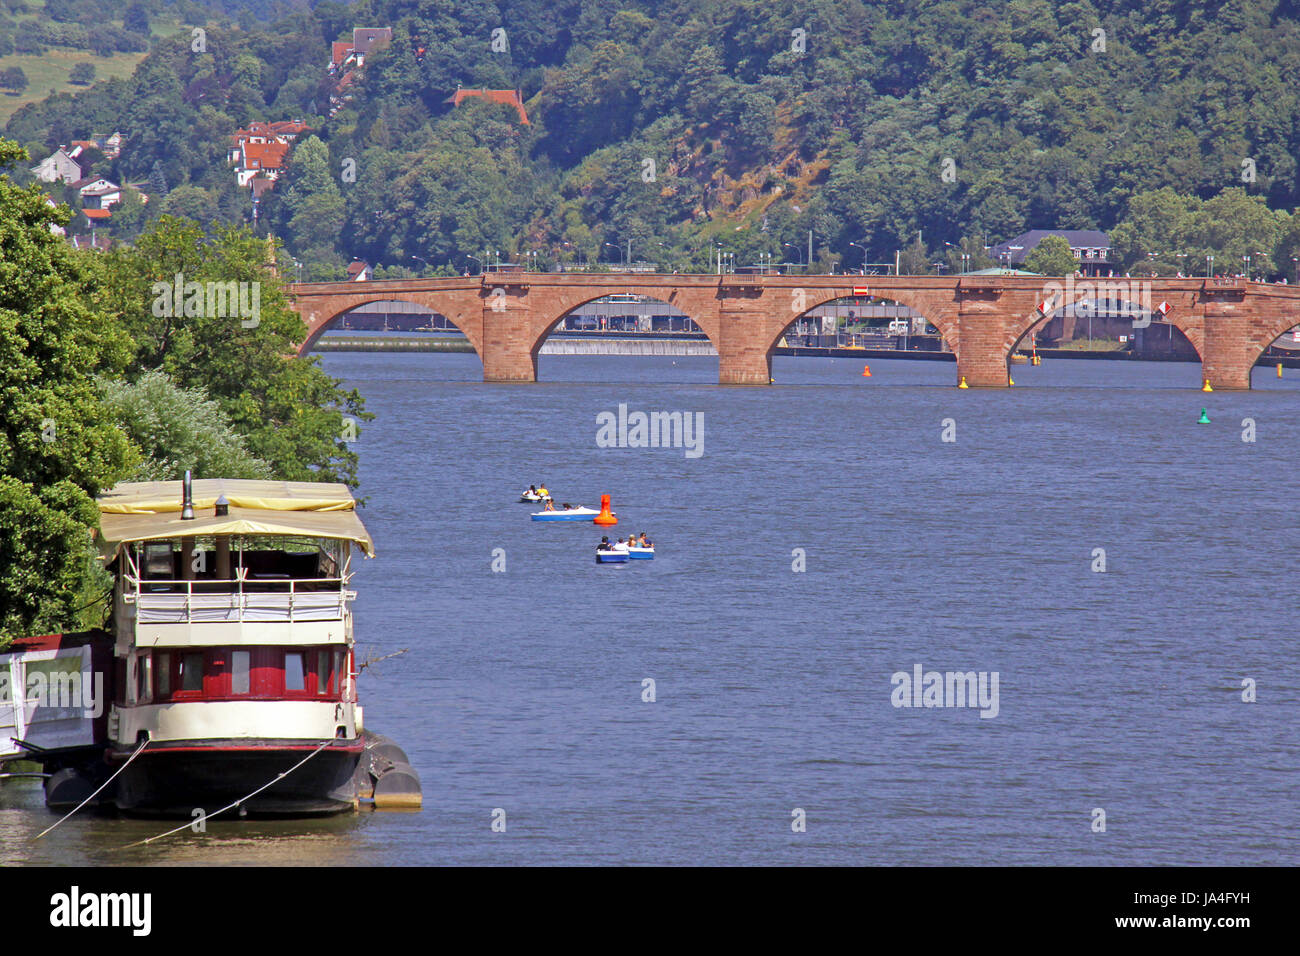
233,141,291,186
325,27,391,117
75,177,122,210
227,120,310,206
445,87,531,124
30,147,85,184
228,121,311,164
347,260,374,281
329,27,392,74
989,230,1113,277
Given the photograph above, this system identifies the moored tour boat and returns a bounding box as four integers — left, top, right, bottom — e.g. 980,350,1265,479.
11,474,422,817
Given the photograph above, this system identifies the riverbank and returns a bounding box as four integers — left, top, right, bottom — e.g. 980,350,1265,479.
311,333,1300,368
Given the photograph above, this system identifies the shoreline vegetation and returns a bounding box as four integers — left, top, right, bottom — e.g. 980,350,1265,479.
0,137,370,648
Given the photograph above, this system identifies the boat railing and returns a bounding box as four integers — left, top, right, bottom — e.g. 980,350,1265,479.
122,574,356,625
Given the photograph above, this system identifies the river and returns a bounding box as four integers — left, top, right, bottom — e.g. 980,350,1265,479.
2,354,1296,865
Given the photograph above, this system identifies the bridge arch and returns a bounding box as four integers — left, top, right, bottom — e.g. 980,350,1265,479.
1230,309,1300,387
749,287,959,383
1006,295,1206,363
514,286,724,382
292,286,485,358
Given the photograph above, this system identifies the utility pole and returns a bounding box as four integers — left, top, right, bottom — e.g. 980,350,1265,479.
808,230,813,273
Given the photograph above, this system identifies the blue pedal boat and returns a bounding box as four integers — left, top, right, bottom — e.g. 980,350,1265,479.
596,550,629,563
627,547,655,560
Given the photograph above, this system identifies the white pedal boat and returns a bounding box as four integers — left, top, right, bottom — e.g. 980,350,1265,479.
596,550,629,563
519,492,552,503
531,506,601,521
628,546,655,559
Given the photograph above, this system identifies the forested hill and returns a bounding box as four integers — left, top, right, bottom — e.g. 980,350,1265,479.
8,0,1300,277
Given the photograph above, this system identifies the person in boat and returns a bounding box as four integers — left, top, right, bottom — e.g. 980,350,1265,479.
613,537,630,552
525,484,538,497
543,497,557,511
638,532,652,548
561,502,574,511
538,483,549,498
597,536,611,551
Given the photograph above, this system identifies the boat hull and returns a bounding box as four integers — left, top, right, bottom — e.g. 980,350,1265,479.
628,548,655,559
531,510,598,521
596,552,629,563
108,739,365,817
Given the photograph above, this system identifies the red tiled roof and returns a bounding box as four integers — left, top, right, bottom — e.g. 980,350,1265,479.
242,141,290,169
446,89,530,124
82,208,111,220
332,41,353,67
269,120,310,135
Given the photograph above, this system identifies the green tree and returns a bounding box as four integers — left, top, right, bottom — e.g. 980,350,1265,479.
159,184,217,224
97,216,370,487
1024,235,1079,275
123,2,149,35
99,371,272,481
277,135,344,265
0,139,136,644
0,66,28,92
69,62,95,86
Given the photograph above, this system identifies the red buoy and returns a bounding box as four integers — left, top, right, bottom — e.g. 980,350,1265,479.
594,494,617,525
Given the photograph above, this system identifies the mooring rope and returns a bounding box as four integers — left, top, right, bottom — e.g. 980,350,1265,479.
34,737,150,840
119,740,333,850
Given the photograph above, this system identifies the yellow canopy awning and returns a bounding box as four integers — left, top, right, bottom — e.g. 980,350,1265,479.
98,479,358,514
96,480,374,558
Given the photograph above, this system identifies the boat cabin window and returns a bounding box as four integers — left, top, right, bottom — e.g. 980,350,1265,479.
144,646,343,702
179,652,204,693
316,650,330,694
285,651,306,691
137,652,152,704
231,651,251,695
143,542,174,578
156,652,171,697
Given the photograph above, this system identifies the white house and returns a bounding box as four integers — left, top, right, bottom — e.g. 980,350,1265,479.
30,148,84,185
75,177,122,210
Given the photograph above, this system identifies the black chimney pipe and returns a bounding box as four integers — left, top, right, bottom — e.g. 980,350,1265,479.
181,470,194,521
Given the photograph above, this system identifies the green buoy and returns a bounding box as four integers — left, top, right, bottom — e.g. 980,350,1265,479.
1198,408,1211,424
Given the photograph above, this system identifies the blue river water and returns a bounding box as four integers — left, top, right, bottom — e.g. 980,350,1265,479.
3,353,1297,865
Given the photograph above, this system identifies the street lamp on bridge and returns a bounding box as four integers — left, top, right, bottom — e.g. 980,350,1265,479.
465,254,482,275
848,241,867,273
604,242,624,267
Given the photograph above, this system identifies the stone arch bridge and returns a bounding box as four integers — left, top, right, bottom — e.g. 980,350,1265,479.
289,273,1300,388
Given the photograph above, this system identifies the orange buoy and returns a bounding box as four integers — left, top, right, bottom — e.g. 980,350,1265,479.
862,364,872,377
594,494,617,526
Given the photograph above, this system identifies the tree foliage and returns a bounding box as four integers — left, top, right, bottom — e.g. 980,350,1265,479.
0,138,135,643
98,370,272,482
